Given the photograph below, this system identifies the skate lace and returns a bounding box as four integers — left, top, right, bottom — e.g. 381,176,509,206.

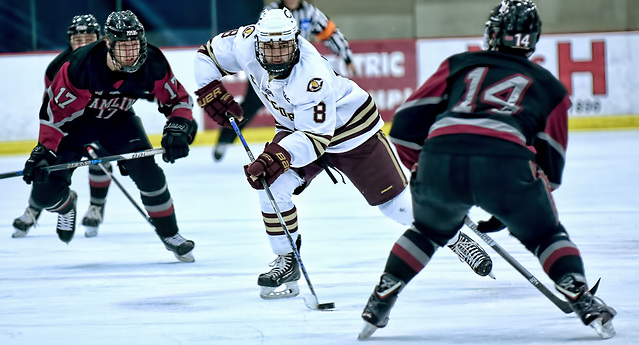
57,209,76,231
84,205,103,222
450,235,489,270
162,234,186,246
267,254,292,277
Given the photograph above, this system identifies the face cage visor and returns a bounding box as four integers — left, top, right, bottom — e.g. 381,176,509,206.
256,38,298,77
108,38,146,73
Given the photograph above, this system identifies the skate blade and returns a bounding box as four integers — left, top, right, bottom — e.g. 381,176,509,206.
590,319,616,339
358,322,378,340
84,226,98,238
260,282,300,299
11,229,28,238
173,251,195,263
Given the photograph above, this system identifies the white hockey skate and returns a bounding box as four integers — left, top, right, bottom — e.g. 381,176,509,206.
161,233,195,263
82,204,105,237
258,252,301,299
12,206,41,238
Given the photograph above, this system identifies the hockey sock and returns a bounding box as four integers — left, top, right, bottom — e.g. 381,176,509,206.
384,225,438,284
263,206,299,255
533,231,585,282
88,164,111,205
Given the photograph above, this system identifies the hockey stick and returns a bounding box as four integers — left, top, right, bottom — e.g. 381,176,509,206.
85,145,194,263
0,148,165,180
464,216,574,313
0,171,23,180
45,148,165,172
86,146,151,226
226,114,335,311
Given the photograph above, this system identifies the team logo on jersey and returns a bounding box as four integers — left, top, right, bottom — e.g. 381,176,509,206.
242,26,255,39
307,78,323,92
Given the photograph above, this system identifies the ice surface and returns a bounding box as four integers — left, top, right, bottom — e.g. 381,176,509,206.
1,130,638,344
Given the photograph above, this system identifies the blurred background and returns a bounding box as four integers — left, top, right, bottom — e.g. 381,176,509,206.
1,0,638,53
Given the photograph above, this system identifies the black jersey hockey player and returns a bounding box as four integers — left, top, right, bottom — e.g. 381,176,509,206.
360,0,616,340
21,10,197,262
12,14,114,239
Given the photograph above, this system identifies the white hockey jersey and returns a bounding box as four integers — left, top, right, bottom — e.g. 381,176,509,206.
194,25,383,168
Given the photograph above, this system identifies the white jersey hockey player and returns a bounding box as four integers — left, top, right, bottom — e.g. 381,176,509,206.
193,8,493,300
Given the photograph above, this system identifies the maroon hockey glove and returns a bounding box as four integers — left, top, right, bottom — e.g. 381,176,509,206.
23,144,57,184
195,80,243,128
243,142,291,189
476,216,506,233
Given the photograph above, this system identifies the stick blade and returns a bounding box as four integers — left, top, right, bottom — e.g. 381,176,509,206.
303,294,335,310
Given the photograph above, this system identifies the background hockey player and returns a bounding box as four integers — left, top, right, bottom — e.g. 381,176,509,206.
211,0,358,161
359,0,616,339
194,8,492,300
12,14,114,239
21,10,197,262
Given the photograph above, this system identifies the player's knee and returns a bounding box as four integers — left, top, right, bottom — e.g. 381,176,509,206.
377,187,413,225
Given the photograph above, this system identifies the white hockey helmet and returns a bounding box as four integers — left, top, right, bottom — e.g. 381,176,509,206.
255,8,300,77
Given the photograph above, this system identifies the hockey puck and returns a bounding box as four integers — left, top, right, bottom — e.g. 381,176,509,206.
317,302,335,310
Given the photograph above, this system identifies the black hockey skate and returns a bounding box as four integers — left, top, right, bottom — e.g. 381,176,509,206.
12,206,41,238
258,252,301,299
359,273,405,339
556,273,616,339
161,233,195,263
448,231,494,278
56,191,77,244
82,204,105,237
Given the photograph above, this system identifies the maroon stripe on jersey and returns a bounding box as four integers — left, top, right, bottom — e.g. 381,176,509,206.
406,59,450,101
148,204,174,218
394,144,420,170
544,94,570,152
429,124,526,146
153,72,194,121
390,243,425,273
38,125,65,151
331,95,381,146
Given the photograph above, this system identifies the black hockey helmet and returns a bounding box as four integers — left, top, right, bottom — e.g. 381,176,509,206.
484,0,541,56
67,14,100,39
104,10,147,73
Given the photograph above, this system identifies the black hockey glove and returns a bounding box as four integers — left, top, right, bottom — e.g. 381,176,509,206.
161,116,197,163
23,144,57,184
476,216,506,233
